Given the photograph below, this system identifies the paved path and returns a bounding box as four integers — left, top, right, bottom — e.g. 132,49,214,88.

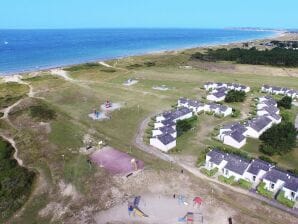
133,114,298,218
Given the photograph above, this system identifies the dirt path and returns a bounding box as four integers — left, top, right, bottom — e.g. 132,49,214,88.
133,114,298,218
0,133,23,166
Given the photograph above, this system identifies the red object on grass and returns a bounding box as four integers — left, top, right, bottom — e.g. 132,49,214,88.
193,197,203,204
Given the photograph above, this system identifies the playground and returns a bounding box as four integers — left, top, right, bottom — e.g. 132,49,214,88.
90,146,144,175
95,194,204,224
88,100,122,121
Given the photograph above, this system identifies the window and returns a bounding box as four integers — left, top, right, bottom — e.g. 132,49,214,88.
253,176,256,181
225,169,229,175
271,183,275,189
291,191,295,198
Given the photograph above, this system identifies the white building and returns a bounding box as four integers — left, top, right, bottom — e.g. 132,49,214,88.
243,159,273,185
149,134,176,152
245,116,273,138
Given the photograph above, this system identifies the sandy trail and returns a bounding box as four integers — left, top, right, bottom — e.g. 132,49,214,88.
0,134,23,166
99,61,113,68
51,69,74,82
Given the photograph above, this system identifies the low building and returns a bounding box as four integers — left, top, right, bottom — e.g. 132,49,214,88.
205,103,232,117
152,125,177,138
245,116,273,138
243,159,273,185
219,123,248,149
207,91,226,102
205,149,227,171
222,154,250,181
149,133,176,152
282,176,298,201
178,98,204,114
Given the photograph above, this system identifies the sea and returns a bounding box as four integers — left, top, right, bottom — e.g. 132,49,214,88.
0,29,277,75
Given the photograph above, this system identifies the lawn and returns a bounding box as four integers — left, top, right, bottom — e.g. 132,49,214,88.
276,191,295,208
257,182,274,199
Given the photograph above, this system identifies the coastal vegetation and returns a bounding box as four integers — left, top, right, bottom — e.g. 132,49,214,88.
176,116,197,137
259,122,297,156
0,138,35,222
29,103,57,121
191,47,298,67
0,82,28,109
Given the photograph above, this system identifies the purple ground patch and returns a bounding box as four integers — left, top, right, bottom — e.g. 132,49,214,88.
90,146,144,175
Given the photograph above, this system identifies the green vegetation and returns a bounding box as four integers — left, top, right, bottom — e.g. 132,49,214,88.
259,122,297,156
257,182,273,199
258,155,277,165
29,103,57,121
231,108,240,118
276,191,295,208
0,138,35,222
200,167,218,177
277,96,292,109
237,179,252,190
0,112,3,117
0,83,28,109
225,90,246,103
65,62,116,72
218,175,236,185
176,116,197,137
191,47,298,67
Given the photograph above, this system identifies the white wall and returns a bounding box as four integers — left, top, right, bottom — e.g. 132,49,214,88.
263,179,285,193
283,187,298,201
149,138,176,152
223,168,243,181
223,135,246,149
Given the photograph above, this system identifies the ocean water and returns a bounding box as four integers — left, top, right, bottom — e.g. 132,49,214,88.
0,29,276,75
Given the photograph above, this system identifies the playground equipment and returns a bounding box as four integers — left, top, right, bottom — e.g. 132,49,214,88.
127,196,148,218
179,212,204,224
178,195,188,205
131,158,138,171
193,197,203,208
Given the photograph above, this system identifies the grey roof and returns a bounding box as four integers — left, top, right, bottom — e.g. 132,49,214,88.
161,119,175,126
219,105,229,112
246,116,272,132
223,122,246,132
163,107,192,120
264,168,298,192
272,86,283,91
247,159,272,175
178,97,188,104
159,126,176,134
216,87,228,93
263,99,277,106
188,99,204,108
229,130,246,143
207,149,226,165
265,113,281,121
157,133,175,145
263,106,279,114
284,176,298,192
224,154,250,175
213,91,226,98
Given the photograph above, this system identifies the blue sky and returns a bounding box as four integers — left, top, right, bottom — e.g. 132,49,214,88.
0,0,297,29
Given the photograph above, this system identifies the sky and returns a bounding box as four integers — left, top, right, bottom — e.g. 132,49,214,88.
0,0,297,29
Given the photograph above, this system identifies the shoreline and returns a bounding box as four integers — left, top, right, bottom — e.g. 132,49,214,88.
0,30,285,77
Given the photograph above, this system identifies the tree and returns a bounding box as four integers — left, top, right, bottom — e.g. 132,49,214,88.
225,90,246,103
176,116,197,137
259,122,297,156
277,96,292,109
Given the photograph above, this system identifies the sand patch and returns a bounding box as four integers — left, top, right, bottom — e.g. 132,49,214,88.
123,79,138,86
100,102,122,112
59,181,79,200
51,69,73,81
152,85,170,91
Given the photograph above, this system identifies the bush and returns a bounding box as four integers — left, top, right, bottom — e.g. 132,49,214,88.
258,155,277,165
144,61,156,67
257,182,273,198
196,148,209,167
231,108,240,118
259,122,297,155
237,179,252,189
0,139,35,222
218,175,236,185
277,96,292,109
176,116,197,137
276,191,295,208
29,103,57,121
225,90,246,103
201,167,218,177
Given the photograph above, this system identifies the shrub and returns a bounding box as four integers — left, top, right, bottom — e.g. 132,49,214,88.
0,138,35,222
225,90,246,103
201,167,218,177
259,122,297,155
218,175,236,185
276,191,295,208
176,116,197,137
237,179,252,189
144,61,156,67
231,108,240,118
29,103,57,121
277,96,292,109
258,155,277,165
257,182,273,198
196,148,209,167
